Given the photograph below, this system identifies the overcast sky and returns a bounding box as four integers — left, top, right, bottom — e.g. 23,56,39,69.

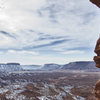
0,0,100,65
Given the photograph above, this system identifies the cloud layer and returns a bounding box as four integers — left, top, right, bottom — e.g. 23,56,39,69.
0,0,99,64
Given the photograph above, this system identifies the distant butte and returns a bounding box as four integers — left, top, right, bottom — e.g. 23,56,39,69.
90,0,100,8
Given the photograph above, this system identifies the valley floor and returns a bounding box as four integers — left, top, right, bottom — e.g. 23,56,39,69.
0,71,99,100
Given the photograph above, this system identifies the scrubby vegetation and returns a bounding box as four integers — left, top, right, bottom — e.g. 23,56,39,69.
0,71,99,100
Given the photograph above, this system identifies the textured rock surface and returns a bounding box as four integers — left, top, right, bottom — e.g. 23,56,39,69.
93,38,100,100
90,0,100,8
94,38,100,68
90,1,100,100
95,80,100,99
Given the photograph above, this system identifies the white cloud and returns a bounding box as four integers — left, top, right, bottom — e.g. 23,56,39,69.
0,0,99,64
8,50,39,55
0,51,3,54
62,50,84,55
0,0,99,49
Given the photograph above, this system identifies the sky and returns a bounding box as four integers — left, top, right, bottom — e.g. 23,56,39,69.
0,0,100,65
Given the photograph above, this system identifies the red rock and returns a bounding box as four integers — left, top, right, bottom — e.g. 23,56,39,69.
94,56,100,68
94,80,100,99
94,38,100,55
90,0,100,8
94,38,100,68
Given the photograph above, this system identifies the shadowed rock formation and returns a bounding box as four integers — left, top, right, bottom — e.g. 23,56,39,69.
90,0,100,8
94,38,100,100
94,80,100,100
90,0,100,100
94,38,100,68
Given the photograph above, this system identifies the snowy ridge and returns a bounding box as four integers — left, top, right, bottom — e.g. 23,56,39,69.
0,63,23,72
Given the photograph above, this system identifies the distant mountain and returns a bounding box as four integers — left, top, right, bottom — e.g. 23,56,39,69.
22,65,42,70
41,61,100,72
7,63,20,65
0,63,23,72
62,61,100,71
0,61,99,72
42,63,62,70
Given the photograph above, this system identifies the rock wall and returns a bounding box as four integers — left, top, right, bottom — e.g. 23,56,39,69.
90,0,100,100
90,0,100,8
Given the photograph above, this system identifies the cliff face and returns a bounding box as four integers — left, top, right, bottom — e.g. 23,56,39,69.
94,38,100,68
0,63,23,72
90,1,100,100
90,0,100,8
